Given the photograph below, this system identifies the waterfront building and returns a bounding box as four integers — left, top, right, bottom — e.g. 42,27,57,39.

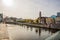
55,17,60,24
57,12,60,17
40,17,46,24
55,12,60,24
0,13,3,22
35,17,46,24
34,11,47,24
51,15,56,24
16,18,23,22
24,19,33,23
46,17,54,24
51,15,56,19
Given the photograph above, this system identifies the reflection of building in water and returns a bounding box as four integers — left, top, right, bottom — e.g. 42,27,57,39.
35,28,41,36
43,28,58,35
48,29,59,35
35,28,39,34
26,26,30,30
26,26,33,31
38,28,41,36
30,27,33,31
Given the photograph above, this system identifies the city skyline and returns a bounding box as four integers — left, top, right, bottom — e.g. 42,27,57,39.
0,0,60,19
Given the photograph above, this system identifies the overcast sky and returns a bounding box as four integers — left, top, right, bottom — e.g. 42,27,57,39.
0,0,60,19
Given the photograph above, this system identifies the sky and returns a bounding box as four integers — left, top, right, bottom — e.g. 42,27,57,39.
0,0,60,19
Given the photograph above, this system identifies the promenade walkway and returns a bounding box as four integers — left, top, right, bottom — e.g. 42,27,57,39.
0,23,9,40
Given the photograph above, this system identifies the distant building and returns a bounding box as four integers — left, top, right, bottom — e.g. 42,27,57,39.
39,11,41,18
46,17,54,24
36,11,47,24
55,17,60,24
40,17,46,24
0,13,3,22
57,12,60,17
16,18,23,21
51,15,56,19
55,12,60,24
36,17,47,24
39,11,41,23
4,17,14,22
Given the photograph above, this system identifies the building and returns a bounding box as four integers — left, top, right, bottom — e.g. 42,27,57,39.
46,17,54,24
40,17,46,24
55,17,60,24
39,11,41,23
57,12,60,17
39,11,47,24
55,12,60,24
0,13,3,22
4,17,14,22
35,17,46,24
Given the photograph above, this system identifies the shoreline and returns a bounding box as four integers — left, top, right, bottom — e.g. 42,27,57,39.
5,22,60,30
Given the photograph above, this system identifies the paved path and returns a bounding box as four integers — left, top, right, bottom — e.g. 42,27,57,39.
0,23,9,40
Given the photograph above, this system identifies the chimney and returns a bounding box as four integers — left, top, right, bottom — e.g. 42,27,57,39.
39,11,41,18
39,11,41,23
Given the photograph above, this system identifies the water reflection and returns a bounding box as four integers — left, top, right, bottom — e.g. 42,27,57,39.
35,28,41,36
26,25,59,36
35,28,38,34
26,26,30,31
8,24,60,40
48,29,59,35
39,28,41,36
30,27,33,31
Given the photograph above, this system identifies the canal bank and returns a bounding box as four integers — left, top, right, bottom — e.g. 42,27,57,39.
5,22,60,30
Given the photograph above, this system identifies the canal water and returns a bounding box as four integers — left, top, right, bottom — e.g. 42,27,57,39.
7,24,59,40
